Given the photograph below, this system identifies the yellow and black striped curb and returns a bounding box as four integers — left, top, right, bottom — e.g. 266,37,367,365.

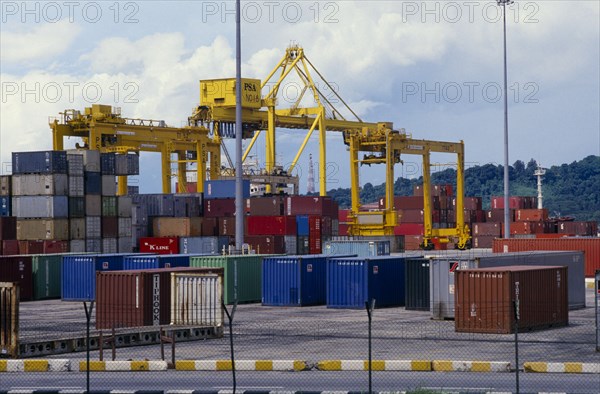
175,360,307,371
432,360,511,372
0,359,70,372
78,360,168,371
524,362,600,374
316,360,431,371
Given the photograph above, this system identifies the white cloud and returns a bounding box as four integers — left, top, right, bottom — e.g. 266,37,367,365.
0,20,81,63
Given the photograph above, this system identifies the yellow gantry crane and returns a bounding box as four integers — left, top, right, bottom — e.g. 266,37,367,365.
50,104,220,195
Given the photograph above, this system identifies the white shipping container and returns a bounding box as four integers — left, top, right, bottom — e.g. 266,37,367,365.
101,175,117,196
11,174,68,196
170,273,223,326
12,196,69,218
68,176,84,197
16,218,69,240
69,218,86,239
66,154,84,176
284,235,297,254
69,239,86,253
118,217,132,237
68,149,100,172
117,237,133,253
85,216,102,238
118,196,132,217
102,238,118,253
132,204,148,225
85,195,101,216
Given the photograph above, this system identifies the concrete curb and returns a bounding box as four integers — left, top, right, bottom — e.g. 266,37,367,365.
78,360,168,371
316,360,431,371
432,360,512,372
0,359,70,372
175,360,307,371
524,361,600,373
0,391,574,394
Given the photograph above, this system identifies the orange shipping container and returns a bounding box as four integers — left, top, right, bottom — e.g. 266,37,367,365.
515,209,548,222
152,217,202,237
455,266,568,334
493,237,600,277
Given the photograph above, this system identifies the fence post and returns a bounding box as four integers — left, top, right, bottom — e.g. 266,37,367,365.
365,298,376,394
223,300,237,393
0,282,19,358
83,301,95,393
513,299,520,394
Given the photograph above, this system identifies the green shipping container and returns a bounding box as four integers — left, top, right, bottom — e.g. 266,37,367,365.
189,255,265,304
32,254,62,300
102,196,118,216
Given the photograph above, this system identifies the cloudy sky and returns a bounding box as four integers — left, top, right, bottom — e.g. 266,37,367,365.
1,1,598,193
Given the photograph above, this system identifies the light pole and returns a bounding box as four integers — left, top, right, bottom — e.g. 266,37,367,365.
498,0,513,240
235,0,243,253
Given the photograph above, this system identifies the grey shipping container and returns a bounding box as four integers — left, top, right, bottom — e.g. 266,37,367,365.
86,238,102,253
12,196,69,218
118,196,132,217
11,174,68,196
67,149,101,172
68,197,85,218
284,235,298,254
323,240,390,257
68,176,84,197
66,154,84,176
118,218,132,237
102,238,118,253
132,194,174,216
132,204,148,225
70,240,86,253
179,236,229,254
101,176,116,196
16,218,69,240
115,154,139,175
329,235,405,253
102,196,118,216
12,151,68,174
85,195,101,216
85,216,102,238
70,218,86,239
118,237,133,253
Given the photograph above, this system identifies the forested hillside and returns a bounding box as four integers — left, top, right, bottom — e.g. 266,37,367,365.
324,155,600,222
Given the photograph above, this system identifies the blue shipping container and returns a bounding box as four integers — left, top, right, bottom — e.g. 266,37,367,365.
0,196,11,216
262,255,329,306
296,215,309,237
323,240,390,257
61,253,136,301
12,151,68,174
327,256,406,309
84,171,102,195
123,254,192,270
100,153,116,175
204,180,250,199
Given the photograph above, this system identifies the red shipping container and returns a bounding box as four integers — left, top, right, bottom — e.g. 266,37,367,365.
515,209,548,222
338,223,350,236
404,235,423,250
557,221,595,236
2,240,19,255
452,197,483,211
285,196,337,217
204,198,236,217
491,196,536,210
339,209,351,222
399,209,424,223
472,235,496,248
414,184,453,197
535,233,574,239
472,222,502,236
394,223,424,236
43,240,69,254
510,221,546,235
493,237,600,277
0,217,17,240
201,217,218,236
139,237,179,254
245,235,286,254
455,266,568,334
487,209,515,223
394,196,424,210
18,240,43,255
219,217,247,236
247,196,285,216
247,216,297,236
309,216,322,254
102,217,119,238
0,255,33,301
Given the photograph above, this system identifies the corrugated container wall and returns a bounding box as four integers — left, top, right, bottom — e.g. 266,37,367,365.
405,258,430,311
101,176,117,196
84,172,102,195
0,175,12,195
32,254,62,300
67,149,100,172
0,255,33,301
180,236,229,254
430,257,479,320
262,255,329,306
123,254,191,270
246,236,286,254
190,255,263,304
69,197,85,217
323,240,390,257
12,151,68,174
66,153,84,176
115,154,139,175
11,174,68,196
326,256,406,309
493,238,600,277
16,219,69,240
455,266,568,334
12,196,69,218
170,272,224,326
204,180,250,199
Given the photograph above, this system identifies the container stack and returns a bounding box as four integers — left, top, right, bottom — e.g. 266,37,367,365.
0,175,18,255
11,151,70,252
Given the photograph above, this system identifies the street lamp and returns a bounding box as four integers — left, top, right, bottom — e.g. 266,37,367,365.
498,0,513,240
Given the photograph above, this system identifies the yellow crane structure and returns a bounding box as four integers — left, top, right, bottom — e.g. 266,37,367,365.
50,104,220,195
